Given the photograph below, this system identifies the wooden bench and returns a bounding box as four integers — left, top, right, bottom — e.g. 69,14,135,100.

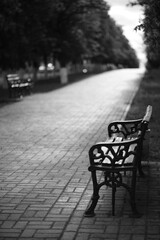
7,74,33,98
85,105,152,217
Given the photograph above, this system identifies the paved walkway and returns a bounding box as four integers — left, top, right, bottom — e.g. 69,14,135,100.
0,68,154,240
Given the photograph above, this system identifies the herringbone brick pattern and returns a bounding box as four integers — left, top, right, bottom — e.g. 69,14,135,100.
1,69,156,240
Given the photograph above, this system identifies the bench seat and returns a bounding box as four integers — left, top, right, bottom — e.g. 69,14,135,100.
7,74,33,98
95,137,136,166
85,105,152,217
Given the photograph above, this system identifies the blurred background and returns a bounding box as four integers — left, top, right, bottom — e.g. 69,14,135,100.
0,0,159,91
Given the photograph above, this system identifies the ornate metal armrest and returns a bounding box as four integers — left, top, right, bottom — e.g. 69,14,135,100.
88,138,140,168
86,137,141,217
108,119,142,138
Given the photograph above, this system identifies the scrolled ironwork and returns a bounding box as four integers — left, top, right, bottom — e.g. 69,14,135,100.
108,119,142,138
104,172,123,188
89,140,138,167
85,106,152,217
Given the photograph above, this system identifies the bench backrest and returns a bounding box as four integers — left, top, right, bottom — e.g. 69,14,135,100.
88,105,152,169
7,74,20,81
88,138,140,169
7,74,21,86
108,105,152,139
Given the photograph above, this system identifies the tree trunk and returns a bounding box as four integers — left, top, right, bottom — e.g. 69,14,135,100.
44,66,48,80
2,72,8,89
60,67,68,84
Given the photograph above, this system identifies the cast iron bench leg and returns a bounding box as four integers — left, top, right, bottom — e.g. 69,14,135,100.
84,171,100,217
129,169,142,218
112,184,116,216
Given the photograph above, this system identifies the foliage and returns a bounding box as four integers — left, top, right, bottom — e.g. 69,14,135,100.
50,0,110,66
101,18,139,67
0,0,22,69
0,0,139,71
130,0,160,68
51,0,139,67
0,0,53,70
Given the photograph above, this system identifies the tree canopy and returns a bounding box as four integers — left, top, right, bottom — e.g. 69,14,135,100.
131,0,160,68
0,0,139,71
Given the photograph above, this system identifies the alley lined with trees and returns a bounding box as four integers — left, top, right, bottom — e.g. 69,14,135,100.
0,0,139,83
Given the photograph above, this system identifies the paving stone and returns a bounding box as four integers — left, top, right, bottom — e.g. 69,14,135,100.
1,69,156,240
20,229,36,238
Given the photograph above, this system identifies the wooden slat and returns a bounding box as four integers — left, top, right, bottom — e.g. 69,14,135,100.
143,105,152,122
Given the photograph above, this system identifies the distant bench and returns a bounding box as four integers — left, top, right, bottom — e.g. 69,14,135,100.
85,105,152,217
7,74,33,98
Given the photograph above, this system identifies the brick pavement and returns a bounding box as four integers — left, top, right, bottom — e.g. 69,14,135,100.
0,68,157,240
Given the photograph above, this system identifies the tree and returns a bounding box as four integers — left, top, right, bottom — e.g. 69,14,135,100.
130,0,160,68
0,0,53,71
48,0,111,83
51,0,139,82
91,16,139,68
0,0,22,69
110,23,139,68
0,0,139,84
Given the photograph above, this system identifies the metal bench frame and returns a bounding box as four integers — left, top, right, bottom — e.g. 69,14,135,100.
7,74,33,98
85,105,152,217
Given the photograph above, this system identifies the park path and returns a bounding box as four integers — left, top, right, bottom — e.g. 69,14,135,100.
0,68,144,239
